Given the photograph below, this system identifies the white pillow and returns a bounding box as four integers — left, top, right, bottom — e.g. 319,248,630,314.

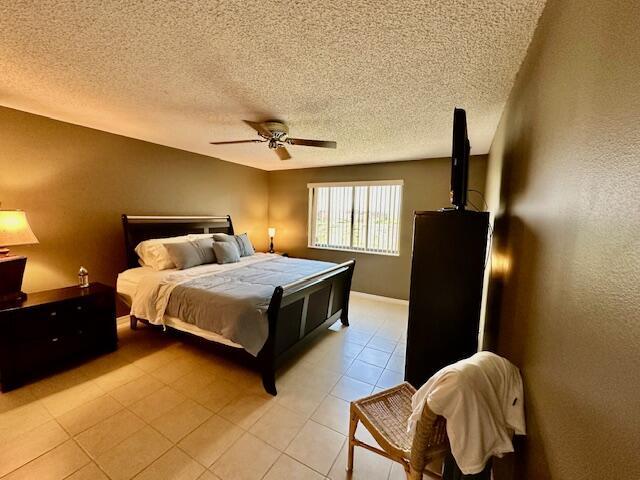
188,233,215,240
135,234,213,270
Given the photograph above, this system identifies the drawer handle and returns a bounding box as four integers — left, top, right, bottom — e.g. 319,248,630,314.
51,337,59,343
50,312,57,317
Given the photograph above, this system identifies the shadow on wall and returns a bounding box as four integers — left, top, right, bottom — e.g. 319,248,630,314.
483,74,554,479
486,216,552,480
481,68,539,355
483,75,539,359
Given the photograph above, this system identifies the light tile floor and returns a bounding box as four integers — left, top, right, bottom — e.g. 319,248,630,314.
0,295,408,480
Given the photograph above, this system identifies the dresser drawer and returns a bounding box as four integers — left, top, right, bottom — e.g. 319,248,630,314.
0,283,117,392
10,304,81,341
12,336,76,374
10,298,106,343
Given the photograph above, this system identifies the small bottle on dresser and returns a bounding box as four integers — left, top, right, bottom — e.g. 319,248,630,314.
78,266,89,288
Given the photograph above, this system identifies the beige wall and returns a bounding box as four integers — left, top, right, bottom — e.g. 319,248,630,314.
268,156,487,300
483,0,640,478
1,106,269,300
1,104,486,305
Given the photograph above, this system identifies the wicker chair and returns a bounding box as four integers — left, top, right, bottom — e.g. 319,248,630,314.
348,382,449,479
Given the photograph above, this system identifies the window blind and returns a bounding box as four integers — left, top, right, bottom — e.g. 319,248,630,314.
308,181,403,255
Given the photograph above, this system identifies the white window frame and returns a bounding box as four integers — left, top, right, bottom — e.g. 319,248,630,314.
307,180,404,256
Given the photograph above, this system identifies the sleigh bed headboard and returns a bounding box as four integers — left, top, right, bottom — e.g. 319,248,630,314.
121,214,234,268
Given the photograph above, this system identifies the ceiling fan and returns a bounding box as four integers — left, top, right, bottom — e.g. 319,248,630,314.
210,120,337,160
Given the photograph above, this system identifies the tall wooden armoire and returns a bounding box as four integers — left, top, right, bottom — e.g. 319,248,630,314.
405,210,490,388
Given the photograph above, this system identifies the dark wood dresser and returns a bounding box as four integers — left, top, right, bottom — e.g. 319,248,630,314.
0,282,117,392
405,210,490,388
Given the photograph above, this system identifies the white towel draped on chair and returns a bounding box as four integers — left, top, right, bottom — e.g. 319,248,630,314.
407,352,526,475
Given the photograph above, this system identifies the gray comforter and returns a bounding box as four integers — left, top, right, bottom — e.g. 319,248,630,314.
165,256,335,355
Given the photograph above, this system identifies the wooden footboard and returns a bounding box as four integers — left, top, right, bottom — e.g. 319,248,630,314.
258,259,356,395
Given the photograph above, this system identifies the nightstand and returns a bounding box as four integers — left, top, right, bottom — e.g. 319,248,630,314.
0,282,117,392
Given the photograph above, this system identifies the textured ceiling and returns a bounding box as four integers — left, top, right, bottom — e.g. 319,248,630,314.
0,1,546,171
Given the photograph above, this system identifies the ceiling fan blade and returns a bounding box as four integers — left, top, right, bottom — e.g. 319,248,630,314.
275,146,291,160
286,138,337,149
243,120,273,138
209,139,265,145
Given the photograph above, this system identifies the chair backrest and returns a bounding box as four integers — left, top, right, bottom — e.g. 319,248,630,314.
408,404,449,479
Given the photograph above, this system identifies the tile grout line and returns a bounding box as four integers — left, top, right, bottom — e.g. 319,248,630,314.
205,419,251,474
0,423,70,479
66,435,111,480
325,435,349,479
281,422,347,479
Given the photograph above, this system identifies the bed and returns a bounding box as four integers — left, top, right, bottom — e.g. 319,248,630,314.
118,214,355,395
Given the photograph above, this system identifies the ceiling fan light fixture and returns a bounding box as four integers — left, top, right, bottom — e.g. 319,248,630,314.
210,120,336,161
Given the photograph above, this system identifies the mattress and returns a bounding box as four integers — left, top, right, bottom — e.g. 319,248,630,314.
117,266,151,306
117,265,243,348
117,253,337,354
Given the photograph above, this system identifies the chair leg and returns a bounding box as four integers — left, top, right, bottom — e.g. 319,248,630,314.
347,409,359,472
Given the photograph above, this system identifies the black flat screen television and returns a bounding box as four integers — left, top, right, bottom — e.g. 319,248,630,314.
450,108,470,209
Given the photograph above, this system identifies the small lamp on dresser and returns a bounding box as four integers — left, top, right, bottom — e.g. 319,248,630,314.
268,227,276,254
0,209,38,303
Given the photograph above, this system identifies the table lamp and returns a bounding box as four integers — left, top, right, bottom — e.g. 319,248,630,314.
0,210,39,303
268,227,276,254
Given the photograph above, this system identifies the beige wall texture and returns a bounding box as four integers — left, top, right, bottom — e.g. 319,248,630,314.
1,104,487,305
268,156,488,300
1,106,269,297
483,0,640,478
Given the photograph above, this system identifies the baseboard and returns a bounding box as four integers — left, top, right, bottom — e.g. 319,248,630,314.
117,314,130,325
351,291,409,306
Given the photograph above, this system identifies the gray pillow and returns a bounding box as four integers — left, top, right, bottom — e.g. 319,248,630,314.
236,233,255,256
189,237,216,263
211,233,236,252
212,233,233,243
164,238,215,269
212,241,240,264
212,232,255,257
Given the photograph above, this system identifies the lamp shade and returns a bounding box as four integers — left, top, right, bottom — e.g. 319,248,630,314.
0,210,39,247
268,227,276,238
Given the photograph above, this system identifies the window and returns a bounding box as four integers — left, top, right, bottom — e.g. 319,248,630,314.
308,180,403,255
